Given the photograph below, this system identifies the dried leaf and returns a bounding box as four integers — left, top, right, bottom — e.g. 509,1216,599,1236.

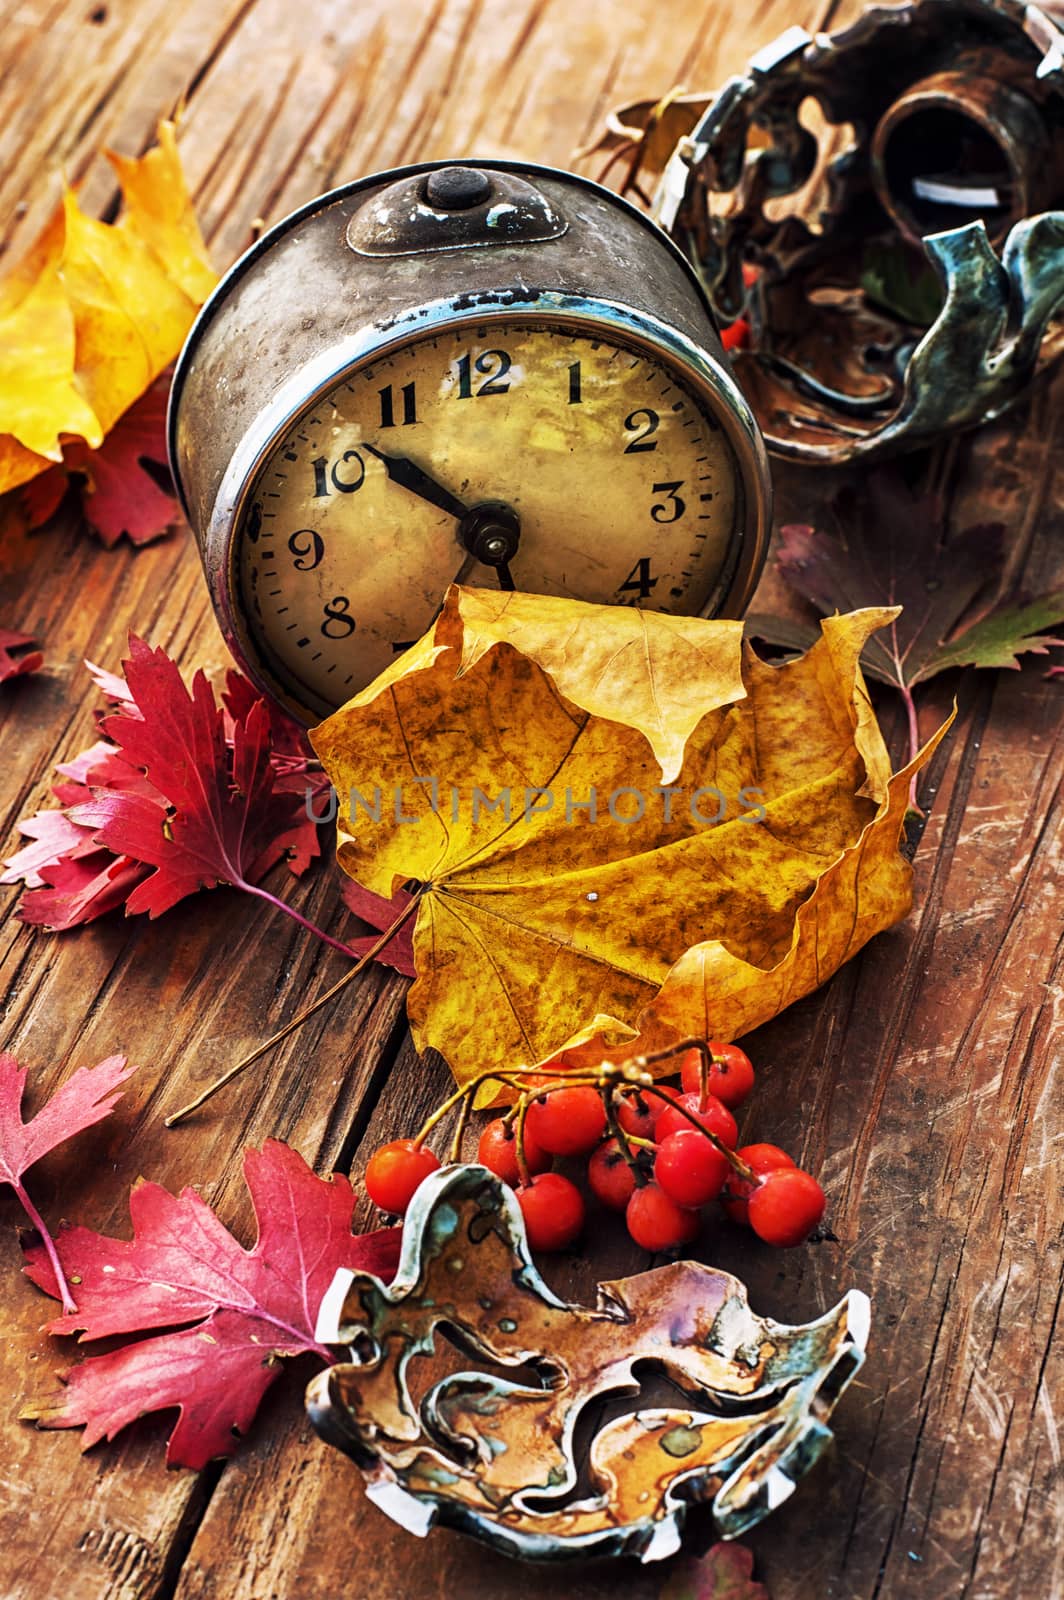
659,1542,771,1600
0,628,43,682
774,475,1064,691
0,1052,134,1312
24,384,178,547
0,121,215,494
22,1139,402,1467
312,588,948,1093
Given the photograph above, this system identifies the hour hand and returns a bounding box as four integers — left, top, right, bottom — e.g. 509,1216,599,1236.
362,443,468,521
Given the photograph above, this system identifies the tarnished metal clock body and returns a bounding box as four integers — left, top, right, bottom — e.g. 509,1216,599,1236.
169,160,771,725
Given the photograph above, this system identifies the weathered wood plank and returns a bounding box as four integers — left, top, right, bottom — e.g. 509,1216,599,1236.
0,0,1062,1596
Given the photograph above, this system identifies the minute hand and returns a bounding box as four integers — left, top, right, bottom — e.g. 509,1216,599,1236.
362,443,468,520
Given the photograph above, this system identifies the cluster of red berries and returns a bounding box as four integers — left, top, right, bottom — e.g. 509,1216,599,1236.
364,1039,826,1258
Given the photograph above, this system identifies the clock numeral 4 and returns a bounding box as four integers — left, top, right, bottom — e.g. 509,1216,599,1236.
456,349,512,398
624,409,659,452
312,451,365,498
651,480,686,523
322,597,356,638
618,557,658,599
288,528,324,571
379,381,418,428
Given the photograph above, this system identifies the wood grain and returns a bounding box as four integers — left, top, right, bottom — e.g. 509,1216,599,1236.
0,0,1061,1595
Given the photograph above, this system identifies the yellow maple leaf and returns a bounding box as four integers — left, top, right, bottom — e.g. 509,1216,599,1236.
0,120,215,495
312,590,951,1096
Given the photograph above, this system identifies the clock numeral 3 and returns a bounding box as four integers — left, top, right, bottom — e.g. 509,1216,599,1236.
651,481,686,523
322,597,356,638
624,409,659,452
618,557,658,599
456,349,512,398
379,381,418,428
312,451,365,497
288,528,324,571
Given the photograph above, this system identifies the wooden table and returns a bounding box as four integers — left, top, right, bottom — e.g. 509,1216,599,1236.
1,2,1061,1596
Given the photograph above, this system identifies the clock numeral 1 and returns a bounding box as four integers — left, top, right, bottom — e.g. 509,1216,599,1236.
312,451,366,497
379,381,418,428
456,349,512,398
618,557,658,599
568,361,582,404
322,596,356,638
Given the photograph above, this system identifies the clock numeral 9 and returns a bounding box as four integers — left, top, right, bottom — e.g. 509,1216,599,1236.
312,450,365,498
651,481,686,523
288,528,324,571
322,596,356,638
623,409,659,452
456,349,512,398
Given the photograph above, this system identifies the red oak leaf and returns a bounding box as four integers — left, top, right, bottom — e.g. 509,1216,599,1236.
659,1543,771,1600
22,385,178,548
22,1139,402,1467
341,880,417,977
0,1053,134,1313
0,628,43,682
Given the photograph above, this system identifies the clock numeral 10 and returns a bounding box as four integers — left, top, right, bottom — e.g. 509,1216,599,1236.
312,451,365,498
322,597,356,638
379,381,417,428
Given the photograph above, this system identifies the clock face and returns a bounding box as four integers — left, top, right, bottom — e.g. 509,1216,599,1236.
234,316,740,718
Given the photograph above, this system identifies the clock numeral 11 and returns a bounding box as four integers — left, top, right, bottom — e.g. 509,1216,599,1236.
379,381,417,428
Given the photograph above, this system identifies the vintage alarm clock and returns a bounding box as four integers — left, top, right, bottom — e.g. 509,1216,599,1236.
169,160,771,724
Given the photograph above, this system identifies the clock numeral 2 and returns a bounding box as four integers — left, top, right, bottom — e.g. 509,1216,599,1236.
312,451,365,497
618,557,658,599
288,528,324,571
456,349,512,398
651,480,686,523
379,381,417,428
624,409,659,452
322,597,356,638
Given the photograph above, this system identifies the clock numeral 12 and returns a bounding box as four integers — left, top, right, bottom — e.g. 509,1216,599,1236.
456,349,512,398
379,381,417,427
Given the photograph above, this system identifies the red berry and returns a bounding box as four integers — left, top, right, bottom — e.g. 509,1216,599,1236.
721,316,750,351
626,1183,700,1252
680,1041,755,1109
641,1081,684,1130
525,1085,607,1157
654,1130,731,1207
364,1139,441,1215
722,1144,795,1225
656,1091,738,1149
588,1139,638,1211
748,1167,825,1247
614,1089,656,1141
477,1117,550,1187
517,1172,585,1251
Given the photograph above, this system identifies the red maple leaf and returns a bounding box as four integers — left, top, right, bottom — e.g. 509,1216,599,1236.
342,880,417,977
0,1052,134,1313
22,1139,402,1467
22,384,178,548
0,628,44,683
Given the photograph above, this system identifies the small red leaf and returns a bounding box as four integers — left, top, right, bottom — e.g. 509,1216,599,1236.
341,880,417,977
22,1139,402,1467
0,1052,134,1312
0,628,43,683
659,1543,771,1600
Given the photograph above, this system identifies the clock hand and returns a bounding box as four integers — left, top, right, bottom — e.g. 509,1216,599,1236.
362,443,468,521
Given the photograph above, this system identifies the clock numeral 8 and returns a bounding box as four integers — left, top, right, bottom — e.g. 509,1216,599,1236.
322,597,356,638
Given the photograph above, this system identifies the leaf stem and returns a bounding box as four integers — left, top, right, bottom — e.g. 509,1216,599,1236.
238,880,361,960
165,888,423,1126
14,1180,76,1314
901,683,923,811
638,1083,755,1183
